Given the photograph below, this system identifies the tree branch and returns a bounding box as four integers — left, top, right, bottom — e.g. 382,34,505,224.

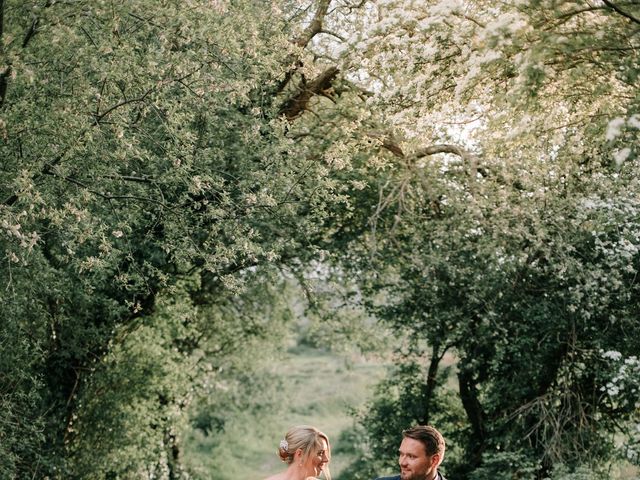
102,174,154,183
369,132,481,186
0,0,7,109
0,0,4,44
329,0,367,15
293,0,332,49
458,365,487,470
279,66,339,120
93,89,154,124
0,0,52,109
22,16,39,48
418,343,449,425
41,166,171,209
319,28,346,42
275,0,333,96
0,66,8,109
602,0,640,25
415,143,479,181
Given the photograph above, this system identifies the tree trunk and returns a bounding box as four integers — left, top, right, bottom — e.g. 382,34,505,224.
458,365,486,470
419,344,444,425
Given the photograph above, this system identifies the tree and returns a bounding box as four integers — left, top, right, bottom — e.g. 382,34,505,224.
337,1,640,478
0,0,376,477
2,0,639,478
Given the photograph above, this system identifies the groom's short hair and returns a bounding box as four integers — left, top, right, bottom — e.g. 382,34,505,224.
402,425,445,458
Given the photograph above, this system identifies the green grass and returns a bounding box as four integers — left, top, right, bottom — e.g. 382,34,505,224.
182,346,388,480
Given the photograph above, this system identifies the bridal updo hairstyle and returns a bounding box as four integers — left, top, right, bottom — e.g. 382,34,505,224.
277,425,331,479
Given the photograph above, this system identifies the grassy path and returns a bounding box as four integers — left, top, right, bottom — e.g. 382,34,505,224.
184,346,388,480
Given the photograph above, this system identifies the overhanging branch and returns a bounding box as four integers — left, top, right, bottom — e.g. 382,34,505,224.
293,0,332,48
279,66,339,120
370,132,480,185
415,143,479,181
602,0,640,25
276,0,333,95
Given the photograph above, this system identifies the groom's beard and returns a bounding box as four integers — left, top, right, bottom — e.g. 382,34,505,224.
401,471,436,480
401,472,424,480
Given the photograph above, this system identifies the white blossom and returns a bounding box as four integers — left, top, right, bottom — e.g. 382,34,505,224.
606,117,625,141
628,114,640,129
602,350,622,361
612,147,631,167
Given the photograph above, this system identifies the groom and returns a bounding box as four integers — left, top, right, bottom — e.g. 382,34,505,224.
374,425,447,480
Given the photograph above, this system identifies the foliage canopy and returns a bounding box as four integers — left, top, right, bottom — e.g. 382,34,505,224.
1,0,639,479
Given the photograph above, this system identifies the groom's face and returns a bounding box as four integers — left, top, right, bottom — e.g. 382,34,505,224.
398,437,438,480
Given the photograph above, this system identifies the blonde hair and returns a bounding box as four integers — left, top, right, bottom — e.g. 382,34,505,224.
277,425,331,480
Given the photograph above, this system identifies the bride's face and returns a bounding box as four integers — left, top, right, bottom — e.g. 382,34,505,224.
303,437,329,478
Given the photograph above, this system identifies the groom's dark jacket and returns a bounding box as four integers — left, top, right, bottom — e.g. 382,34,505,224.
375,473,447,480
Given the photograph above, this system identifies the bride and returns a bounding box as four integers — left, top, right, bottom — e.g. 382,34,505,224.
263,425,331,480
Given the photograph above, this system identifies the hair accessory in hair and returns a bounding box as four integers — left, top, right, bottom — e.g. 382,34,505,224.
279,439,289,452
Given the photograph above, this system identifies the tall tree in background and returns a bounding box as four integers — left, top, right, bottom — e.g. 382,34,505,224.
338,1,640,479
0,0,378,477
